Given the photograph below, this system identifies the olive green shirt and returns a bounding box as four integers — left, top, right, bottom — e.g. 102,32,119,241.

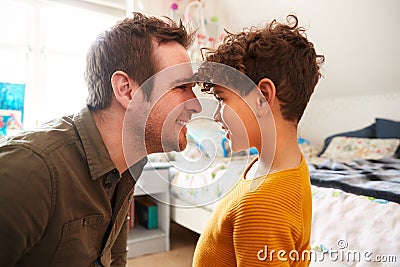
0,106,147,267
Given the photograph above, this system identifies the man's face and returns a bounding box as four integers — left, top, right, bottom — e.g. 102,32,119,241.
145,42,202,153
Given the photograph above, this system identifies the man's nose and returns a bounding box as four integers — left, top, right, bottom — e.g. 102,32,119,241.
185,90,202,114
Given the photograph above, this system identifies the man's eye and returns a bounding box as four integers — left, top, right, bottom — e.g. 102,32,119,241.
174,85,187,91
174,84,195,91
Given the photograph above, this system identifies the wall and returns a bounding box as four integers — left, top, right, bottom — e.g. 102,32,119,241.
299,93,400,147
138,0,400,147
213,0,400,147
134,0,217,21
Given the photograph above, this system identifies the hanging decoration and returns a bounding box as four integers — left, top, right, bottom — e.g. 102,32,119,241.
166,0,225,61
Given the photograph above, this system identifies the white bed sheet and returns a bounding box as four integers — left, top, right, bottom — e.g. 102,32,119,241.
311,186,399,267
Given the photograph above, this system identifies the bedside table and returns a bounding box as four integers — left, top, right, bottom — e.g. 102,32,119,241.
127,162,171,258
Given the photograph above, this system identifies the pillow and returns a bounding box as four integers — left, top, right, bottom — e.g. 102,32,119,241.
318,123,376,156
186,120,226,158
375,118,400,157
299,143,320,160
147,152,175,162
320,136,400,162
181,138,204,160
375,118,400,138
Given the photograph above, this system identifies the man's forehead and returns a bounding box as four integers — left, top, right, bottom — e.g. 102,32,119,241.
153,61,193,84
174,73,196,83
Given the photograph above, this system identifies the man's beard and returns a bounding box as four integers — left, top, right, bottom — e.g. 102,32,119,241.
144,121,186,154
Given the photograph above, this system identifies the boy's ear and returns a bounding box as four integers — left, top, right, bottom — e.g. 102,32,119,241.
254,78,276,118
111,70,139,109
257,78,276,107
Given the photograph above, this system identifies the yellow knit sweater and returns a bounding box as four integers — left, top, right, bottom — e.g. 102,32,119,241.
192,155,312,266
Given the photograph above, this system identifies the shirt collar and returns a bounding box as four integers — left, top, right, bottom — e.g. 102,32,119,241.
73,106,115,180
121,156,149,182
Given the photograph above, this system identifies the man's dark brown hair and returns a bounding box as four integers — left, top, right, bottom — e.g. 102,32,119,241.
85,12,195,110
201,15,325,123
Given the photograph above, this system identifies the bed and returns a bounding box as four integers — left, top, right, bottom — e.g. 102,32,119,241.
166,118,400,266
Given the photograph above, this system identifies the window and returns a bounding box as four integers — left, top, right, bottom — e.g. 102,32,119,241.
0,0,124,130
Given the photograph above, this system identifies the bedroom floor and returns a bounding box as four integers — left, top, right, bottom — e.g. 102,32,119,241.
127,222,200,266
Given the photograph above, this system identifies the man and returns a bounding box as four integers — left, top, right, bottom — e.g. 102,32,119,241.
193,15,324,266
0,12,201,266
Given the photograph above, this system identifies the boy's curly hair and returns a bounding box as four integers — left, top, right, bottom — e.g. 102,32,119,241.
200,15,325,123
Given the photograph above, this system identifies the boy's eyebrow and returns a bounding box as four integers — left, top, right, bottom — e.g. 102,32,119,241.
212,88,224,95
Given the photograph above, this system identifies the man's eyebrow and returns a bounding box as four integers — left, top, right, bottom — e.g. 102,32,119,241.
168,75,195,88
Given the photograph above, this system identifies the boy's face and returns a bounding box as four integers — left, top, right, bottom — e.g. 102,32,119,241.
211,85,261,152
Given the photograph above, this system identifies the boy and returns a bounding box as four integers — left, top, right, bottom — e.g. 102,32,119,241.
193,15,324,266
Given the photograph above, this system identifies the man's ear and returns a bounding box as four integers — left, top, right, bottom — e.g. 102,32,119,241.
111,71,139,109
